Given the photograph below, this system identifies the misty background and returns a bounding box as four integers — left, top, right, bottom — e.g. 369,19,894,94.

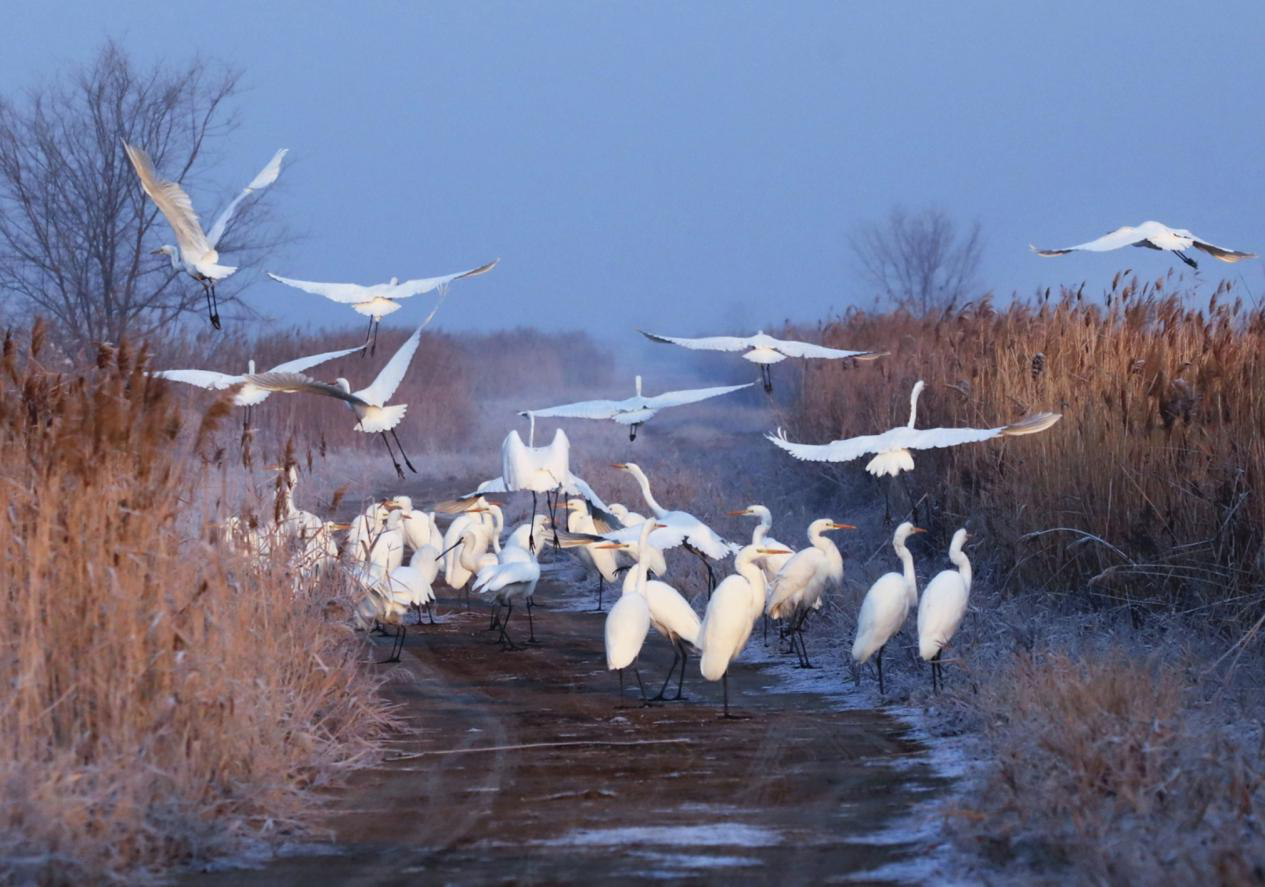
3,0,1262,340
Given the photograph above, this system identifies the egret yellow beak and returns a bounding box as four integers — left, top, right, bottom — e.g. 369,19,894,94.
757,547,794,556
828,522,858,531
727,509,752,517
910,526,927,535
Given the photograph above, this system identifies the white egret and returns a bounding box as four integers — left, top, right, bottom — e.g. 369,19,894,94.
699,544,792,717
1031,221,1255,270
640,329,881,392
522,376,753,441
123,142,287,329
388,496,439,552
153,343,362,427
440,501,503,607
613,462,737,595
917,528,972,693
766,519,856,667
852,522,925,693
473,517,550,649
246,308,440,478
267,259,497,355
604,520,658,706
350,565,408,662
729,505,793,643
594,529,700,700
565,498,622,610
387,544,443,624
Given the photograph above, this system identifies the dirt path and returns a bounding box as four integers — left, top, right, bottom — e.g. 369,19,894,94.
194,557,950,885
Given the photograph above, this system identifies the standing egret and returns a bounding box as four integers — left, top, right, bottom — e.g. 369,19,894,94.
440,500,502,608
565,498,622,610
123,142,287,329
388,496,439,552
613,462,736,595
246,308,440,479
917,528,972,693
1031,221,1255,270
729,505,793,643
387,545,443,624
766,519,856,667
640,330,881,392
699,544,792,717
604,520,659,706
267,259,497,355
852,522,925,694
522,376,753,441
594,529,700,701
152,342,362,427
473,526,544,650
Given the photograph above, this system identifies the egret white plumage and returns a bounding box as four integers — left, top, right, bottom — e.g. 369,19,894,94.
440,501,502,606
387,544,443,624
153,342,362,427
612,462,736,595
245,309,440,478
769,381,1061,480
522,376,753,441
699,544,792,717
387,496,439,552
349,565,408,662
766,518,855,667
917,528,972,693
1031,221,1255,270
640,330,881,392
267,258,497,354
603,520,659,706
123,142,287,329
852,522,925,693
473,523,544,650
565,498,622,611
729,505,793,643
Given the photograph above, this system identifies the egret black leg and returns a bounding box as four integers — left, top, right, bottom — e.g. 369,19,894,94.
389,429,417,473
361,315,374,356
629,424,638,441
526,599,539,644
380,433,405,479
1175,250,1198,270
653,645,680,700
529,491,538,551
595,575,604,611
673,640,689,700
426,602,436,624
498,602,520,650
633,665,652,705
370,320,380,356
209,282,222,330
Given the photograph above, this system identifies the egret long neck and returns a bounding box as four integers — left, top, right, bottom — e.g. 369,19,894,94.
907,382,923,428
896,540,918,607
629,465,666,517
528,412,536,448
951,541,973,591
736,548,766,594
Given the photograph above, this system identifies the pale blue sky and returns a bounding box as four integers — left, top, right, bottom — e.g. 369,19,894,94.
4,1,1262,335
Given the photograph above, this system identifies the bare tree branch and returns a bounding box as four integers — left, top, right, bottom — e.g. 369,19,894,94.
850,207,984,314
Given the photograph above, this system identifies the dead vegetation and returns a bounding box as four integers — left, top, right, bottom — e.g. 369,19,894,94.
0,322,394,883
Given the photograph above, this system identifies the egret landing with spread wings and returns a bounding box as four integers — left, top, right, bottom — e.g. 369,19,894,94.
151,343,361,427
768,379,1061,479
1031,221,1255,271
641,330,881,392
267,259,498,356
246,306,440,478
123,142,287,330
522,375,753,440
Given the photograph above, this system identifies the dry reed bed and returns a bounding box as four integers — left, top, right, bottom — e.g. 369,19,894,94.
0,325,394,883
782,274,1265,625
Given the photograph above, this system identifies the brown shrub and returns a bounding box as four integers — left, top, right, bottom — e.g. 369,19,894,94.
781,275,1265,622
0,324,393,882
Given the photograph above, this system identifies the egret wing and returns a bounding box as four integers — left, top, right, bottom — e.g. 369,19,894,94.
1030,226,1146,256
642,382,753,409
356,302,440,405
521,398,628,420
206,148,288,247
1191,236,1256,263
268,342,363,375
639,330,754,352
265,272,374,304
245,371,368,407
766,427,889,463
151,369,242,390
768,336,879,360
388,258,499,299
123,142,211,259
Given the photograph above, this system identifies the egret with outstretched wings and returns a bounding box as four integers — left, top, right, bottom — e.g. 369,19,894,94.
123,142,287,330
522,375,752,440
267,259,498,355
1031,221,1254,270
640,330,881,392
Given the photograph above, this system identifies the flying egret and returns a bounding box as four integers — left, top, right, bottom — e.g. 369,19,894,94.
521,376,753,441
245,308,440,479
699,544,793,718
769,380,1061,520
613,462,737,595
766,519,856,667
852,522,925,694
594,530,700,700
918,528,972,693
123,142,287,329
1031,221,1255,270
603,520,659,706
152,342,362,427
267,259,497,355
640,330,881,392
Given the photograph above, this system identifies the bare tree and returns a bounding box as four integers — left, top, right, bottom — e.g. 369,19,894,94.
0,43,277,350
851,207,984,314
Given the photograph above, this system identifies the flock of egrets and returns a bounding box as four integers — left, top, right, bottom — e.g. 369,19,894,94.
127,138,1255,713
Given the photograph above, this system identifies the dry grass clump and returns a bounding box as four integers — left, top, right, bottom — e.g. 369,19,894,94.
957,647,1265,882
782,274,1265,623
0,323,393,882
